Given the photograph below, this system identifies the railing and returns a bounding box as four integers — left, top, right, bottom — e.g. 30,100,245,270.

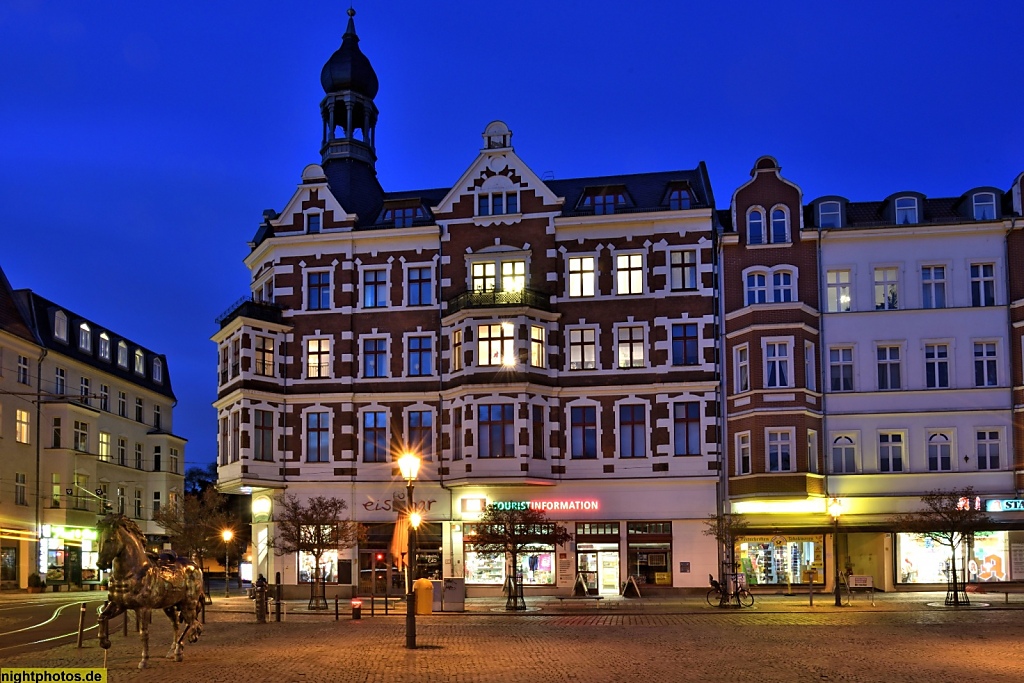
216,296,285,328
446,287,551,315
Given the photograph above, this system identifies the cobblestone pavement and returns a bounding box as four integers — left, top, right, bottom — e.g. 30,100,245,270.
2,593,1023,682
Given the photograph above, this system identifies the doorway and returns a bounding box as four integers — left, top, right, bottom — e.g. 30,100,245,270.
577,543,620,595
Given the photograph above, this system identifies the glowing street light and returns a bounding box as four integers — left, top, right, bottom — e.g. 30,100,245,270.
222,529,234,598
397,452,421,649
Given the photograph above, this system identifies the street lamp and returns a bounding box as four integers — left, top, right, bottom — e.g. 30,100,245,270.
397,452,421,650
222,529,233,598
828,497,843,607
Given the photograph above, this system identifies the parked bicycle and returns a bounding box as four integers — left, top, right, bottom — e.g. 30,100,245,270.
707,573,754,608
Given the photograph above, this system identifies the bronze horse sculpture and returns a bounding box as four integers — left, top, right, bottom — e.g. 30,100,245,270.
96,514,205,668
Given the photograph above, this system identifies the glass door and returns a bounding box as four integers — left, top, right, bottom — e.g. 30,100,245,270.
598,552,619,595
576,552,599,594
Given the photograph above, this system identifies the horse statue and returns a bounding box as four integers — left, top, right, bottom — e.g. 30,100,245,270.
96,513,205,669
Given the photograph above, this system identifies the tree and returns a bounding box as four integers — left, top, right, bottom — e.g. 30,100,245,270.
184,462,218,496
701,512,749,605
891,487,992,606
271,494,362,609
153,487,230,572
466,504,572,610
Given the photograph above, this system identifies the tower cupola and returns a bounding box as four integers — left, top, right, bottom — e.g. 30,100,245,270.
320,8,379,169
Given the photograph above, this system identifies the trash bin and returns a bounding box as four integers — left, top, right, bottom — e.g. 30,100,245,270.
413,578,433,615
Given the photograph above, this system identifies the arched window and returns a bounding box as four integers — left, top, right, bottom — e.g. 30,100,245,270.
99,333,111,361
747,208,765,245
831,436,856,473
54,311,68,342
745,271,768,304
819,201,841,228
895,197,918,224
117,341,128,368
79,323,92,352
771,208,789,243
153,358,163,384
927,433,951,471
973,192,996,221
134,349,145,375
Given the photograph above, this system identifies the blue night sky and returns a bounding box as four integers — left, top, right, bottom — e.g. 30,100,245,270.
2,1,1022,467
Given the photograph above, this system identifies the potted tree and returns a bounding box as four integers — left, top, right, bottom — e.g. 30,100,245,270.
27,573,45,594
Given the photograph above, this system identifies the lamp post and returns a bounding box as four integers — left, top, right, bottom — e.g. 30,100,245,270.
222,529,233,598
397,452,421,650
828,497,843,607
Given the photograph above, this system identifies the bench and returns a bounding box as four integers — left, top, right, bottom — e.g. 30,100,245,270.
972,582,1024,604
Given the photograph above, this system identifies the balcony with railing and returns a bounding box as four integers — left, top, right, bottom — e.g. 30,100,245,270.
216,296,286,329
446,287,551,316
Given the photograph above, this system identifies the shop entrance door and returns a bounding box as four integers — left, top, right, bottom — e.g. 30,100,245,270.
577,544,620,596
358,551,396,596
598,552,619,595
66,548,82,586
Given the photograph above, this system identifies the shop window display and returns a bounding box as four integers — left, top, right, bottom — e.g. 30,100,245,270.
464,546,555,585
735,536,824,585
298,549,338,583
626,544,673,586
897,531,1020,584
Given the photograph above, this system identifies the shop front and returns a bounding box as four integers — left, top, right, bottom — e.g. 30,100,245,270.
735,534,825,587
895,529,1024,585
39,525,102,588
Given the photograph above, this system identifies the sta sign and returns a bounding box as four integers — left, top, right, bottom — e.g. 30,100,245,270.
985,499,1024,512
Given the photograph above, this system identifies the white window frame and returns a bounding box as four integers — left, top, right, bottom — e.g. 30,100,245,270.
895,196,918,224
567,325,599,371
567,400,601,461
973,339,999,387
771,268,797,302
874,266,900,310
762,337,794,389
876,343,903,391
614,323,647,369
878,431,905,473
117,341,128,368
924,341,950,389
302,406,334,464
920,265,947,309
970,262,996,307
828,346,854,392
614,252,646,296
153,358,163,384
804,341,816,392
305,210,322,234
134,349,145,375
79,323,91,352
826,269,851,312
818,201,841,228
669,249,698,292
99,332,110,361
16,409,30,444
54,311,68,342
736,431,752,475
765,427,795,472
734,344,750,393
975,428,1002,471
529,325,546,368
358,334,389,379
304,336,334,380
567,255,597,298
478,322,516,367
744,270,768,305
404,331,436,378
973,192,996,221
746,206,766,245
830,433,858,474
359,266,390,310
926,430,955,472
807,429,819,474
304,267,334,311
404,262,434,307
769,204,790,244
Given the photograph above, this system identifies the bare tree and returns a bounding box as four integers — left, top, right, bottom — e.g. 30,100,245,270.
153,488,230,572
891,487,992,606
272,494,362,608
466,504,572,610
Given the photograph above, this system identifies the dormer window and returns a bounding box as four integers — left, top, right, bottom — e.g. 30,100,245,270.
54,311,68,342
667,186,693,210
381,202,427,227
79,323,92,352
770,207,790,243
581,187,627,215
895,197,918,225
306,213,321,234
117,341,128,368
973,192,996,221
99,333,111,361
747,208,766,245
477,192,518,216
153,358,163,384
819,201,841,228
134,349,145,375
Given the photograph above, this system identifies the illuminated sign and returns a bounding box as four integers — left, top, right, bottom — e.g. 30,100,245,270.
44,526,99,542
985,499,1024,512
492,500,599,512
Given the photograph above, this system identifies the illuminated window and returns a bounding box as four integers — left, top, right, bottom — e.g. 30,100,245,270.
16,410,29,444
472,262,496,292
568,327,597,370
134,349,145,375
54,311,67,342
451,330,463,372
478,323,515,367
529,326,545,368
307,338,331,378
79,323,91,352
615,254,644,295
874,268,899,310
568,256,596,297
616,326,645,369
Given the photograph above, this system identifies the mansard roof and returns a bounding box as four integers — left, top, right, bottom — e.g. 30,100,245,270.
0,264,37,345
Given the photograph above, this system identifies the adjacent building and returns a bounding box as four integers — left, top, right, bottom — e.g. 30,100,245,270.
0,265,184,590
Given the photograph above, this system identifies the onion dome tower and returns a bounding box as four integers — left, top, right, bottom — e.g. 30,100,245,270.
319,8,384,224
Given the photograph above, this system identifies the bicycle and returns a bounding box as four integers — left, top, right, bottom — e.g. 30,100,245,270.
707,573,754,608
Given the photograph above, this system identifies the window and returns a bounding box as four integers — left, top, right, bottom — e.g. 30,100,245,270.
829,347,853,392
306,338,331,378
231,338,240,377
927,432,952,471
230,412,240,462
974,342,998,387
672,323,699,366
117,341,128,368
135,442,143,469
382,205,425,227
52,417,61,448
472,262,496,291
736,432,751,475
153,358,163,383
973,192,996,221
306,412,331,462
15,473,27,506
307,271,330,310
895,197,918,224
134,490,142,518
673,402,701,456
79,377,90,405
831,435,856,473
766,429,793,472
362,338,387,378
408,336,432,376
118,438,126,466
570,406,597,459
99,432,110,461
478,323,515,367
117,391,126,417
772,270,795,302
747,208,765,245
745,272,767,305
362,269,388,308
407,266,432,306
976,430,1000,470
153,446,162,472
135,398,144,423
819,201,841,228
451,330,463,372
770,208,789,243
360,411,386,462
735,345,750,393
98,331,111,360
477,191,518,216
54,367,65,395
169,448,179,475
879,432,904,472
99,384,109,412
134,349,145,375
452,408,463,461
116,487,125,514
255,336,274,376
153,405,161,430
764,340,791,388
50,474,60,508
17,355,29,385
874,267,899,310
529,326,545,368
568,257,596,297
408,410,433,458
805,342,816,392
925,343,949,389
808,430,819,474
478,404,514,458
72,421,88,452
153,491,161,516
79,323,91,352
618,404,646,458
921,266,946,309
220,346,228,383
16,410,29,444
501,261,526,292
254,410,274,461
219,418,227,465
54,311,67,341
670,250,698,291
616,326,645,369
616,254,644,295
970,264,995,307
582,190,624,215
569,328,597,370
668,187,692,210
877,345,901,390
306,213,321,233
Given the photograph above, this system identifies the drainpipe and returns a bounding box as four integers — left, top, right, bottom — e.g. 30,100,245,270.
1005,216,1018,496
714,222,728,583
33,348,47,576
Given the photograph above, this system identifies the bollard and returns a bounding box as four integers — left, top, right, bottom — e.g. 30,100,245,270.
370,595,375,617
334,595,339,621
809,579,814,607
76,602,87,648
275,580,282,623
122,611,128,636
351,598,362,620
